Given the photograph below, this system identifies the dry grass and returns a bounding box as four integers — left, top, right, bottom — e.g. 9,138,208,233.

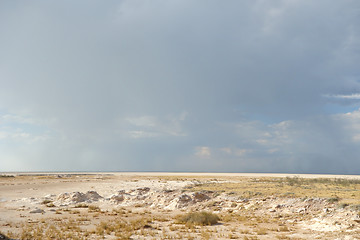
74,203,89,208
88,205,101,212
18,218,87,240
95,216,153,238
255,227,268,235
189,176,360,203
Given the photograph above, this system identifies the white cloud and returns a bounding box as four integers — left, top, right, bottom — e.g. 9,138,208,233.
220,147,232,154
333,108,360,142
325,93,360,99
127,130,160,139
126,116,157,128
1,114,36,125
220,147,252,157
0,112,52,145
195,146,211,159
0,129,50,144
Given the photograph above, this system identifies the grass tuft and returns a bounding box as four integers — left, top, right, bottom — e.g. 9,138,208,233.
327,197,340,203
176,211,219,226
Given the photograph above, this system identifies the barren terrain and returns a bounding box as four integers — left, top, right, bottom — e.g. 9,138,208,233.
1,172,360,239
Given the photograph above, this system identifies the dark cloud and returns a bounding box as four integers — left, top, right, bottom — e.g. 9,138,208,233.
0,0,360,173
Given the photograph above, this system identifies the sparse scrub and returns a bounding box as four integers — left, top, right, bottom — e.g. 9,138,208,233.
191,176,360,201
40,199,55,207
268,177,360,187
112,207,126,215
229,233,239,239
95,217,152,238
0,232,10,240
0,174,15,178
278,226,289,232
41,199,52,205
75,203,89,208
55,209,62,214
134,203,145,208
88,205,100,212
285,176,301,186
255,227,268,235
327,197,340,203
176,211,219,226
201,230,211,239
276,235,291,239
221,213,234,222
240,229,250,234
350,204,360,211
337,203,349,209
18,219,87,240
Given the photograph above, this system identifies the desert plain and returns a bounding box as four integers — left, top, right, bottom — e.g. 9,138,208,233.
1,172,360,239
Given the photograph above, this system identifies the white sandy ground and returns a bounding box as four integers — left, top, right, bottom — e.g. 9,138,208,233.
1,172,360,239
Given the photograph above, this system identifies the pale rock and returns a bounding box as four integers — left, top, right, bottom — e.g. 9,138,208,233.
84,191,103,201
30,208,45,214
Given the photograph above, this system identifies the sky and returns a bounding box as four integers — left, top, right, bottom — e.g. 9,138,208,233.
1,0,360,174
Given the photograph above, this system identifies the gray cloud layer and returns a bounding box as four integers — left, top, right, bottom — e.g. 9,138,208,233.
1,1,360,173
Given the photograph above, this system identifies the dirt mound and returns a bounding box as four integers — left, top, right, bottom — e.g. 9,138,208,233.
84,191,103,201
193,191,210,202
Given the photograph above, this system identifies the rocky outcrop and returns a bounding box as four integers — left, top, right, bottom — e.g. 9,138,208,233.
110,193,125,203
84,191,103,201
30,208,45,214
56,191,103,205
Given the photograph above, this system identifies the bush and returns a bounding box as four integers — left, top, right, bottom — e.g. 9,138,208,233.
41,199,52,205
350,204,360,211
337,203,349,209
327,197,340,203
0,232,10,240
177,211,219,226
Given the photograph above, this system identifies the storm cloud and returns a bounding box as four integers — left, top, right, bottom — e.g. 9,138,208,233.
1,0,360,173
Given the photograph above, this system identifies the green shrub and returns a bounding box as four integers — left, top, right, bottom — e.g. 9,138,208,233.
177,211,219,226
74,203,89,208
337,203,349,209
327,197,340,203
41,199,52,204
0,232,10,240
350,204,360,211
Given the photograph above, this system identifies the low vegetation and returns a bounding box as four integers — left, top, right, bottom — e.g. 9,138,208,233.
0,232,10,240
176,211,219,226
0,174,14,178
189,176,360,204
